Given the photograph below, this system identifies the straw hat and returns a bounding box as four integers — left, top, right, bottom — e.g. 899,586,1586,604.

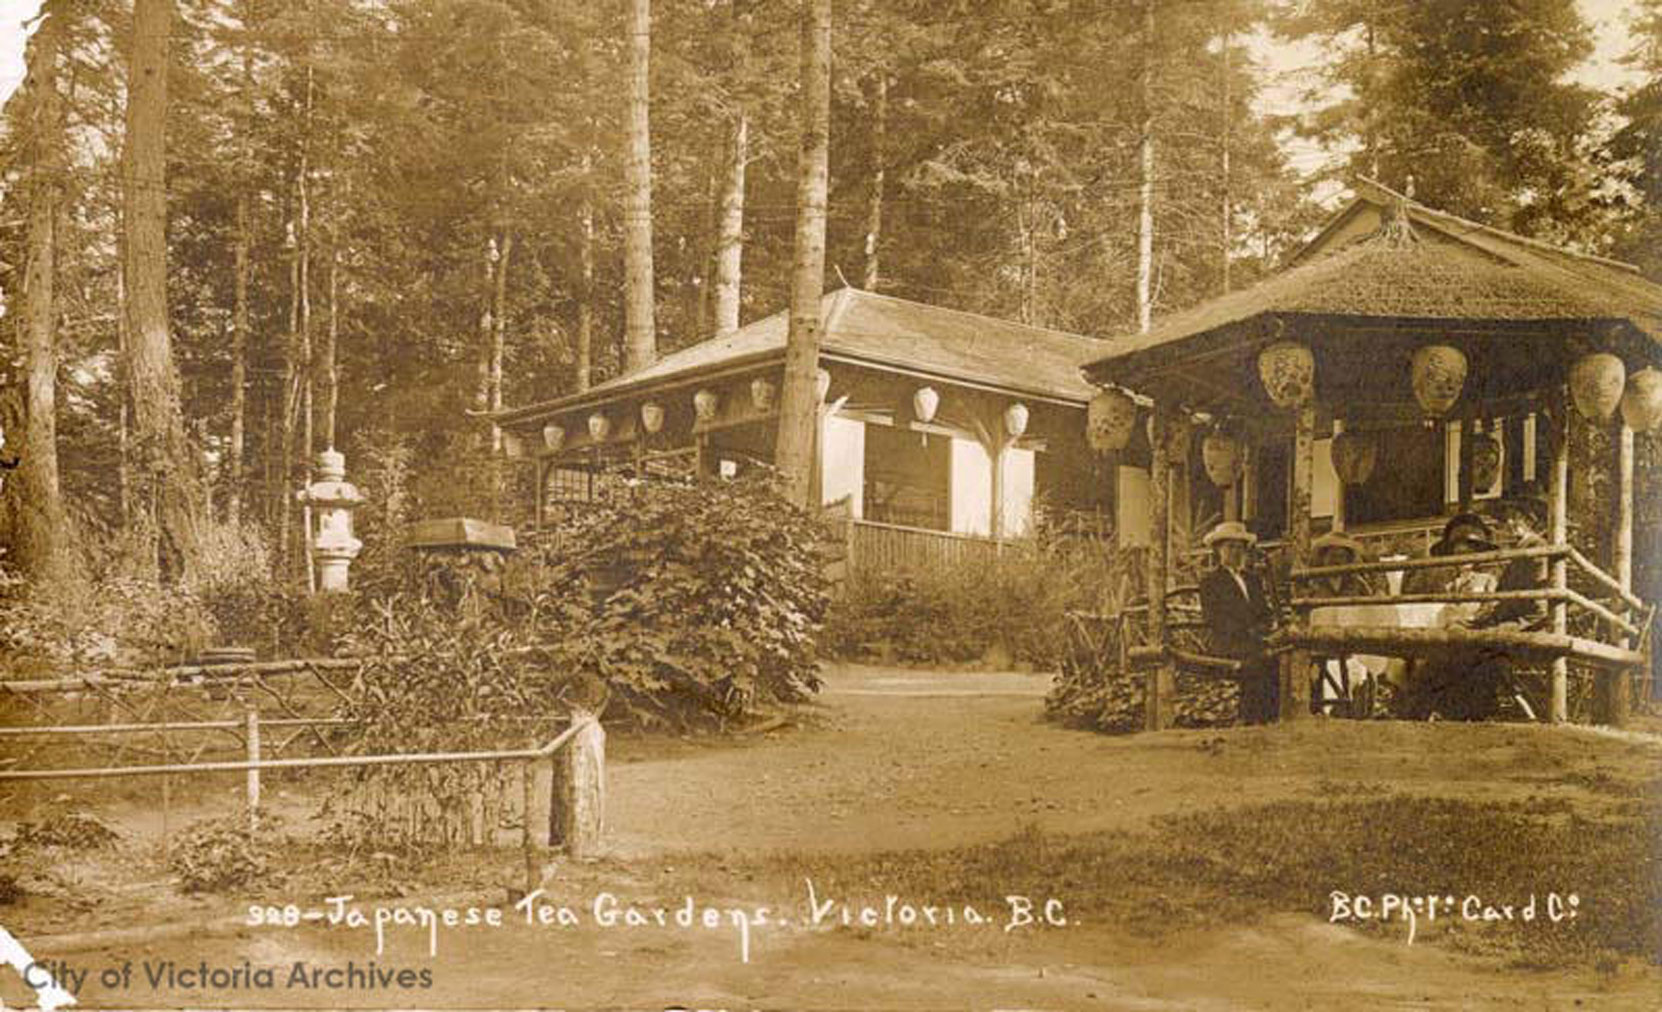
1202,520,1257,548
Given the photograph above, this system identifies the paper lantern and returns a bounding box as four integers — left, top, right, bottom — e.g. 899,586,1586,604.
541,423,565,452
587,413,611,442
640,402,665,434
1086,390,1136,452
1004,402,1030,439
815,368,832,403
1621,367,1662,431
502,431,525,458
1201,431,1244,487
1570,352,1626,422
1411,345,1467,417
693,388,720,423
912,386,940,424
1331,431,1376,485
1468,433,1501,491
1257,341,1315,408
750,377,776,412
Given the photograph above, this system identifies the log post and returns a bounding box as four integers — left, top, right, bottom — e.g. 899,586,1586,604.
525,755,554,850
245,707,260,832
1549,401,1570,723
1280,402,1315,722
552,713,605,859
1593,421,1634,726
1145,406,1175,731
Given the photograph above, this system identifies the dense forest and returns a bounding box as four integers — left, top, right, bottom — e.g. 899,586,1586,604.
1,0,1659,592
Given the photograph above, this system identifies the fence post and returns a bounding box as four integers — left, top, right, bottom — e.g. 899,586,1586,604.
552,713,605,859
245,707,260,832
524,755,555,851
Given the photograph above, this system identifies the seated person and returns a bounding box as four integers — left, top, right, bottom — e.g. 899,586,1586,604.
1402,513,1514,720
1307,531,1382,713
1468,496,1551,632
1198,521,1279,725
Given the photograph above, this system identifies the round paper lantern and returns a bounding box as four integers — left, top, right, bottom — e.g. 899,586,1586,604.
1331,431,1377,485
1004,402,1030,439
815,368,832,403
750,377,776,412
1411,344,1467,417
640,401,665,434
912,386,940,424
1086,390,1137,452
693,388,720,423
587,413,611,442
1201,431,1244,487
1570,352,1626,422
1257,341,1315,408
541,423,566,452
1621,367,1662,431
1468,433,1501,491
502,431,525,458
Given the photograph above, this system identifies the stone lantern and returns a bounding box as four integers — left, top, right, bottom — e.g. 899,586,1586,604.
297,448,364,592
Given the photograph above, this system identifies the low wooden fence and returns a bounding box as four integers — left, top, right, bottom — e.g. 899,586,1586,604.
0,711,606,859
843,519,1005,577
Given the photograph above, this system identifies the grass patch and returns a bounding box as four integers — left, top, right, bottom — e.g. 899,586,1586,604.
755,793,1660,968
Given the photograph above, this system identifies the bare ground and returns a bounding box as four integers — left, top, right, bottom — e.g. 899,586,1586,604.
2,662,1659,1010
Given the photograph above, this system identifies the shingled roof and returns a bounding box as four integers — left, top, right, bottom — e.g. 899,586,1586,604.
1083,180,1662,384
497,287,1105,423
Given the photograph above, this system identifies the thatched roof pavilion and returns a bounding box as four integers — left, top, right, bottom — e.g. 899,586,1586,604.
1078,179,1660,731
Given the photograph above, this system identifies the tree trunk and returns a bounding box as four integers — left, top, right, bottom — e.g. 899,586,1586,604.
861,73,886,291
14,7,75,583
774,0,832,507
323,241,339,449
1219,22,1232,295
123,0,202,583
278,212,298,574
491,232,513,453
712,115,747,335
622,0,656,372
1135,0,1156,335
577,156,594,392
476,238,495,448
229,191,250,525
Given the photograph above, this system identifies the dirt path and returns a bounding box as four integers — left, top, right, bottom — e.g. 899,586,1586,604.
5,662,1660,1010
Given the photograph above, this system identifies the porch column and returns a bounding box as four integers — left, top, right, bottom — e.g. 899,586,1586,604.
1549,399,1570,723
1330,419,1346,532
1145,404,1176,731
1593,420,1634,726
1278,402,1315,722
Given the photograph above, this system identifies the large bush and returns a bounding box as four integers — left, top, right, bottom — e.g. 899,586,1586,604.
526,471,830,726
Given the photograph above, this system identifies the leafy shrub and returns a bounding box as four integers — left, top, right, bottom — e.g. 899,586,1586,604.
169,815,271,893
526,471,830,726
825,531,1133,670
0,575,215,672
11,813,121,851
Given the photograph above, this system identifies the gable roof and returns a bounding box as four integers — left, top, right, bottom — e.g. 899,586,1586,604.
497,287,1105,423
1082,179,1662,384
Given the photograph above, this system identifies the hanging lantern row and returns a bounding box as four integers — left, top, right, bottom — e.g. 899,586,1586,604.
1622,367,1662,431
1468,432,1502,491
1086,389,1137,452
1004,402,1030,439
1257,341,1315,409
1411,344,1467,416
1200,430,1244,488
1331,431,1377,486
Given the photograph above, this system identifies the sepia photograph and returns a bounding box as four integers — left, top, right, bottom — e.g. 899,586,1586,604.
0,0,1659,1008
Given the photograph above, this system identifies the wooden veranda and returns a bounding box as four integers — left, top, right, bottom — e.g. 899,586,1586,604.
1075,181,1661,730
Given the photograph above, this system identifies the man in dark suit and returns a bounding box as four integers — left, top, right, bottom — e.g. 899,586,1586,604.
1198,521,1279,724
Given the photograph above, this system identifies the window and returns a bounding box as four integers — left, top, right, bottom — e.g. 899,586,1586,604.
863,423,950,530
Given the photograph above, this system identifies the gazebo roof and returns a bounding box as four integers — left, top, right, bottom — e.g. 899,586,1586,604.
497,287,1104,425
1083,180,1662,395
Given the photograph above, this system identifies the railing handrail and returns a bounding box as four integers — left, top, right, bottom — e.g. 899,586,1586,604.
0,717,596,782
1290,544,1568,582
1292,587,1638,638
0,714,571,737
